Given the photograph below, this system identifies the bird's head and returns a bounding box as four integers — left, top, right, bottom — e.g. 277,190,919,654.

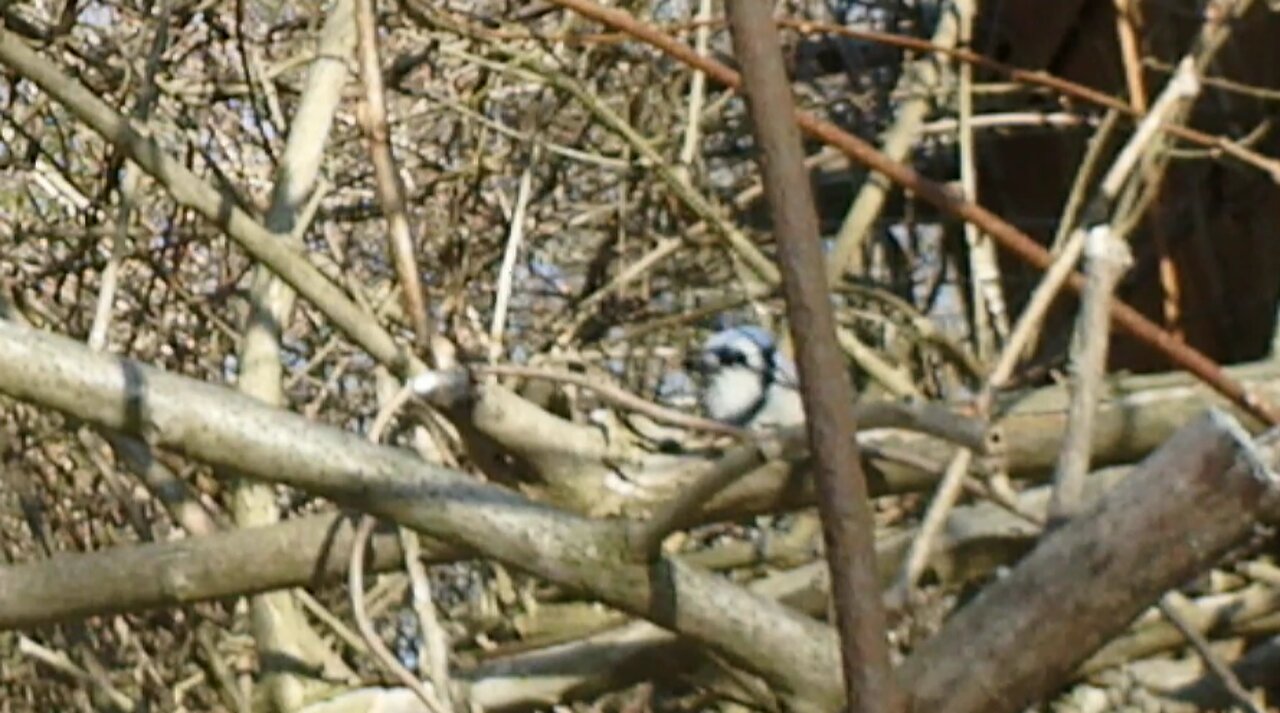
689,325,777,376
687,326,801,428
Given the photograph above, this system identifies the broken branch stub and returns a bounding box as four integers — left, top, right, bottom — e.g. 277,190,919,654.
899,410,1280,713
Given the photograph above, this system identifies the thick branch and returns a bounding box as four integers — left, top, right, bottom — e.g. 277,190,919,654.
899,411,1280,713
0,321,844,711
0,514,436,629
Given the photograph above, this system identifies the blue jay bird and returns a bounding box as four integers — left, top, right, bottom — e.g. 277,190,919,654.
688,326,805,430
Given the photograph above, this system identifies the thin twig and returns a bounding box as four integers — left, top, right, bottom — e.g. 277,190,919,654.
349,516,450,713
887,448,973,611
353,373,457,712
400,527,453,693
294,588,371,659
88,0,170,350
1114,0,1148,113
542,0,1280,426
673,0,712,184
919,110,1093,135
955,0,1008,358
489,155,538,362
1099,57,1201,199
355,0,434,350
195,623,250,713
18,636,135,711
476,363,749,438
1158,593,1264,713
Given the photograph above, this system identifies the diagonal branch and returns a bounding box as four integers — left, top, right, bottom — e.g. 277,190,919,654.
541,0,1280,427
0,27,415,376
2,322,1277,713
0,319,847,711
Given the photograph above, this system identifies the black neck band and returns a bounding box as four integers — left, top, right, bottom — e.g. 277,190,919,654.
729,344,777,427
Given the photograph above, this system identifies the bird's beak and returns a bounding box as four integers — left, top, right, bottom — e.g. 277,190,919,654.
685,353,715,375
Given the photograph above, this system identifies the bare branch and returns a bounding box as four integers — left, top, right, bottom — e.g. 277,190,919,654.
726,3,900,711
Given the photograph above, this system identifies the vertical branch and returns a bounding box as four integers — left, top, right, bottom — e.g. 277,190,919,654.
674,0,712,185
724,4,901,713
824,1,963,281
233,1,361,708
352,10,463,708
1114,0,1148,111
955,0,1009,358
1147,176,1182,336
1047,228,1132,523
1113,0,1184,336
354,0,434,350
88,0,171,350
1045,0,1262,519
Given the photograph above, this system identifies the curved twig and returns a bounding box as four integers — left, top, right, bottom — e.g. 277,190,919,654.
348,515,450,713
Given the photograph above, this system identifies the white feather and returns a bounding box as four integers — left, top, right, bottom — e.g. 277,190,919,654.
696,327,805,430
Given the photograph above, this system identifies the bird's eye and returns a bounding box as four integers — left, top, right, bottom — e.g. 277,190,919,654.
715,348,746,366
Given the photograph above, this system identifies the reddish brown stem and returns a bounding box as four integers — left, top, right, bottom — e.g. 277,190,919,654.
543,0,1280,427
